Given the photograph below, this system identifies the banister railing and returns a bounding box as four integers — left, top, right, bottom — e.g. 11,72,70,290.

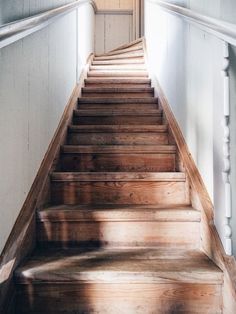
147,0,234,255
0,0,97,49
147,0,236,47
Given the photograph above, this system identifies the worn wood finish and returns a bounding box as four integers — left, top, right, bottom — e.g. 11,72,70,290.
14,40,224,313
15,248,222,284
87,71,149,77
51,180,190,205
16,283,222,314
73,113,163,125
85,78,150,84
60,152,176,172
68,125,167,132
37,207,200,248
67,132,169,145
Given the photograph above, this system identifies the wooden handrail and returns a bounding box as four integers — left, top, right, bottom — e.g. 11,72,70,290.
0,0,97,49
147,0,236,46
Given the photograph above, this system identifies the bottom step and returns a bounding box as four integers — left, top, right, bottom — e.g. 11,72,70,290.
15,248,222,314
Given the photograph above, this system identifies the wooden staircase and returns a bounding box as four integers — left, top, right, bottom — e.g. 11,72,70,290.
14,40,223,313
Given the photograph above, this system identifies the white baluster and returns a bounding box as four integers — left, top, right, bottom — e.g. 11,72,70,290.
222,41,232,256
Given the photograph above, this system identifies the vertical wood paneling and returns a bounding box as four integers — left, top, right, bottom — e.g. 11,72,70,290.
95,0,133,10
95,14,105,55
105,14,133,52
95,14,133,54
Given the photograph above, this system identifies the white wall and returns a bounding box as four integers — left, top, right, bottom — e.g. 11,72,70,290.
145,0,236,256
94,0,134,54
95,13,133,54
0,0,95,253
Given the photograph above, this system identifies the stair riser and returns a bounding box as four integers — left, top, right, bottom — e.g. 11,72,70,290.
84,84,151,89
90,65,146,70
92,60,144,65
37,221,199,249
16,283,222,314
67,133,169,145
81,93,154,98
77,103,158,110
51,181,190,205
94,52,144,60
73,116,162,125
87,72,148,78
60,153,176,172
85,79,151,84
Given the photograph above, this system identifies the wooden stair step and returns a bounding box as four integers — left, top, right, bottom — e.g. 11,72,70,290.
62,145,176,154
97,45,143,57
51,172,186,182
51,172,189,206
74,109,161,115
68,125,168,133
61,143,176,172
73,109,163,125
94,52,144,61
77,103,158,110
81,93,154,99
92,58,145,65
67,132,169,145
78,98,158,104
82,87,154,94
15,248,222,284
84,84,151,89
15,248,223,314
37,206,200,249
90,65,146,71
38,205,200,222
85,78,151,85
87,71,148,78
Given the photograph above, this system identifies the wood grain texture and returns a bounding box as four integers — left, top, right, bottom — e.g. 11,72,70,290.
60,152,176,172
67,132,169,145
51,180,190,205
15,283,222,314
14,39,226,313
15,248,222,284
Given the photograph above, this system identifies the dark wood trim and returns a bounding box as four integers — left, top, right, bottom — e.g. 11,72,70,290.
151,76,236,313
0,54,93,313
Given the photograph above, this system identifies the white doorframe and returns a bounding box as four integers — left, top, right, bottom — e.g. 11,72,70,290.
133,0,144,39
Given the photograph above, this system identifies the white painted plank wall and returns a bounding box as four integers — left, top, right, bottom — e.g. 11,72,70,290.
0,1,94,253
95,13,133,54
95,0,133,10
94,0,134,54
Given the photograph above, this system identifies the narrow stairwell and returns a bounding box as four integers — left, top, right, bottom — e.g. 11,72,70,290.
15,40,223,313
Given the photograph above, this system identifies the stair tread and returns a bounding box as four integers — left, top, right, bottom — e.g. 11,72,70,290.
78,98,158,104
92,59,144,65
85,78,151,84
68,125,167,133
74,109,162,116
15,248,223,285
51,172,186,182
87,72,149,77
93,54,145,61
62,145,176,154
82,87,154,93
38,205,200,222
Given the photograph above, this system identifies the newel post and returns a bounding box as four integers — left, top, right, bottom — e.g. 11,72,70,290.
222,41,232,256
